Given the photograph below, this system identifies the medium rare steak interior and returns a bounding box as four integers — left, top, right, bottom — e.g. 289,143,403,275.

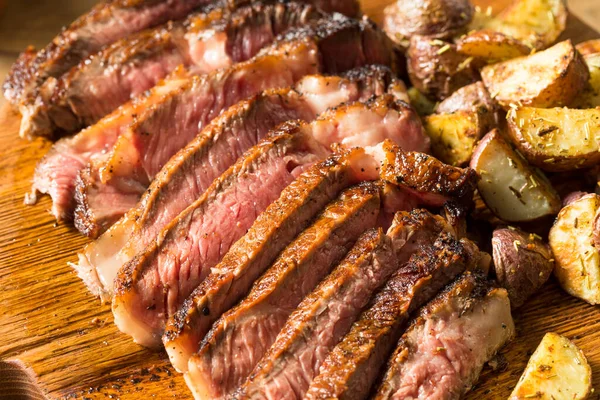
3,0,209,110
19,1,326,140
373,272,514,400
72,12,400,238
232,209,452,400
113,95,429,348
76,65,404,299
186,182,382,398
304,232,484,400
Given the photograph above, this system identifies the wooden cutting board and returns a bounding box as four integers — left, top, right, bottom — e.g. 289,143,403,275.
0,1,598,399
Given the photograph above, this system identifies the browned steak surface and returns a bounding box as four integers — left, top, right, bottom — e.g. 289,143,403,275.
373,272,514,400
186,182,382,399
304,233,482,400
232,210,450,400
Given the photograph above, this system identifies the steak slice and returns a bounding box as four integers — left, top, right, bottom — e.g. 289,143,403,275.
75,66,406,298
114,94,427,348
303,237,483,400
186,182,382,398
232,210,449,400
373,272,514,400
4,0,210,112
28,68,191,221
72,13,398,235
20,1,325,140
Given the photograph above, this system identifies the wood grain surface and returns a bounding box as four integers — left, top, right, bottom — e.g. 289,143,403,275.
0,1,598,399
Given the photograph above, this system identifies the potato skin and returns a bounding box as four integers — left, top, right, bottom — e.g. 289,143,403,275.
492,227,554,308
481,40,590,108
383,0,473,47
456,30,531,61
407,35,481,100
435,81,501,126
575,39,600,57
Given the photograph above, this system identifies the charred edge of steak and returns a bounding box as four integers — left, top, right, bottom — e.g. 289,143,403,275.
342,64,395,89
382,141,479,202
73,166,97,235
3,46,37,105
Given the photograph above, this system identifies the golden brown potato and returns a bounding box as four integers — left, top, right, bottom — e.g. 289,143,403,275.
506,106,600,172
407,35,481,100
481,40,589,109
469,0,567,50
492,227,554,308
383,0,473,48
549,193,600,305
456,29,531,62
407,87,437,116
423,110,489,166
470,129,561,222
509,333,592,400
576,38,600,57
573,53,600,108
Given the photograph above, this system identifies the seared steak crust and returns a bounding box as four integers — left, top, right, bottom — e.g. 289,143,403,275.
380,141,478,206
233,210,450,400
5,0,209,110
21,1,325,140
304,233,481,400
186,182,382,399
373,272,514,400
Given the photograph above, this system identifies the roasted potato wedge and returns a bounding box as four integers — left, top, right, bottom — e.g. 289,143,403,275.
435,81,497,113
576,38,600,57
506,106,600,172
510,332,592,400
423,110,490,166
456,29,531,62
383,0,473,48
469,0,567,50
549,193,600,304
573,53,600,109
470,129,561,222
407,35,481,100
481,40,589,109
492,227,554,308
407,87,436,116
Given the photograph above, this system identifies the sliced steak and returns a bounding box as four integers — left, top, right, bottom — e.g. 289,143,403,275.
5,0,210,115
373,272,514,400
303,236,483,400
75,66,406,298
29,68,191,221
232,210,449,400
185,182,382,398
115,94,427,349
20,2,325,140
73,13,399,235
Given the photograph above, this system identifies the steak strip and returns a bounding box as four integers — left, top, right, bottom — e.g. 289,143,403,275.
303,235,483,400
186,182,382,399
73,13,398,236
233,211,451,400
20,1,326,140
4,0,209,110
75,65,406,298
373,272,514,400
